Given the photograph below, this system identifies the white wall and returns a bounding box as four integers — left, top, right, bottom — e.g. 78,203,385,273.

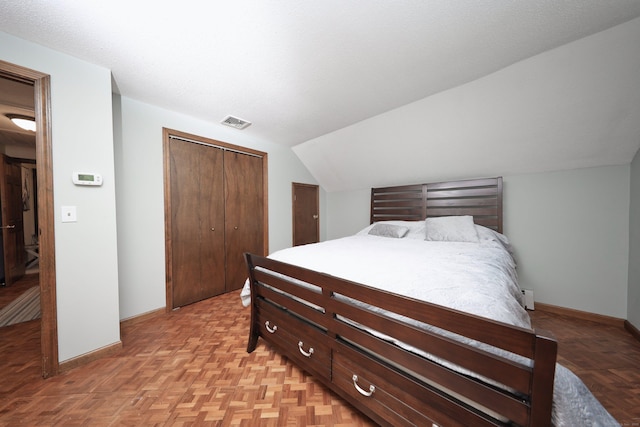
326,188,370,240
504,167,629,318
113,96,320,320
307,19,640,320
629,149,640,329
325,166,630,319
294,17,640,194
0,31,121,362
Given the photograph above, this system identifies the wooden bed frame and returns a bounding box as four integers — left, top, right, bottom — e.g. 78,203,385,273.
245,177,557,427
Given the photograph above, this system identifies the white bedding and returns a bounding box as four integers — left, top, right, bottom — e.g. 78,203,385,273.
240,224,619,426
241,232,529,327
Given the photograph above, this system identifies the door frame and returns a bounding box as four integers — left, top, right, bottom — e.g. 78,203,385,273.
162,128,268,312
0,60,58,377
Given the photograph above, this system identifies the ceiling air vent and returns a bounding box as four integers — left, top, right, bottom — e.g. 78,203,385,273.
221,115,251,130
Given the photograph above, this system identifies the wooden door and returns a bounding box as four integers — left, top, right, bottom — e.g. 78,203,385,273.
169,139,225,308
292,183,319,246
224,151,264,291
0,155,26,286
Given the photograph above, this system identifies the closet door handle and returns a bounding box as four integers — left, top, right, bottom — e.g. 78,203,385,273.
312,215,318,219
234,226,238,230
0,224,15,229
210,227,215,231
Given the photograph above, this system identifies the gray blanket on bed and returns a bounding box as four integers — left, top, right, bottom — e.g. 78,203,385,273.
553,365,619,426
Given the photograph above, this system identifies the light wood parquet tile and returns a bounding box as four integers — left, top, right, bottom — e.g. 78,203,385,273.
1,289,638,426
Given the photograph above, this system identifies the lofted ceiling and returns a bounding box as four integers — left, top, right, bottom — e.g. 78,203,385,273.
1,1,640,191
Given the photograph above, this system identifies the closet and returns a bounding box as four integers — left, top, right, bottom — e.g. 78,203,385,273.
164,129,267,309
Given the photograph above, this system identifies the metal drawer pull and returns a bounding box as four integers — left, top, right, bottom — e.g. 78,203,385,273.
297,341,314,357
265,321,277,333
352,375,375,397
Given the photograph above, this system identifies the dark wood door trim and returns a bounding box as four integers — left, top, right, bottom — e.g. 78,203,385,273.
162,128,268,311
0,60,57,377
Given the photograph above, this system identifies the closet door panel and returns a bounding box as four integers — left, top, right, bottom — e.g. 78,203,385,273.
224,151,264,291
198,145,226,299
170,139,201,307
170,140,225,307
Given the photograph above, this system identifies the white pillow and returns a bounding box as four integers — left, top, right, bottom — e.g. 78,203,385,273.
403,222,427,239
368,223,409,238
425,216,479,243
357,221,426,239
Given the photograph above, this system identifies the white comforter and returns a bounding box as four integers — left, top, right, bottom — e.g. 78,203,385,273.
240,233,619,426
241,234,528,328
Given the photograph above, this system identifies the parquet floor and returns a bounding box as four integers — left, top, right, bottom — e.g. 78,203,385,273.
0,291,372,426
0,289,637,426
529,310,640,426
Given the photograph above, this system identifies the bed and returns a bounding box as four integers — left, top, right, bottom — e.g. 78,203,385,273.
241,177,617,427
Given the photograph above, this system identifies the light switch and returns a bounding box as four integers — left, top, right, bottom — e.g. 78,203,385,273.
61,206,77,223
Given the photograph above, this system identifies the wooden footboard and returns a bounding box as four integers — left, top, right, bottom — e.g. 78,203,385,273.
245,253,557,427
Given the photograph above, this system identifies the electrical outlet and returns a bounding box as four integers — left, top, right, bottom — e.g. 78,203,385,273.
521,289,535,310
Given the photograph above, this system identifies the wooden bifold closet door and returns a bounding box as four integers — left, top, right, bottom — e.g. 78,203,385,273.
223,151,264,293
165,131,266,309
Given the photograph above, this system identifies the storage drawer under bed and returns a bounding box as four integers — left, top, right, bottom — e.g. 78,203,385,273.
332,341,493,427
255,299,331,380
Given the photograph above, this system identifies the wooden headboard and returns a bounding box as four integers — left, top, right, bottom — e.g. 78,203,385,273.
370,177,503,233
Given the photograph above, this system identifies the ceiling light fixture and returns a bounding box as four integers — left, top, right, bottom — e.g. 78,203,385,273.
6,114,36,132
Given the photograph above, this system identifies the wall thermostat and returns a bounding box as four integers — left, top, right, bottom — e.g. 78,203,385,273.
72,172,103,186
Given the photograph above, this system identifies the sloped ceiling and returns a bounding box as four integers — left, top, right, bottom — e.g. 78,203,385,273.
295,17,640,191
1,1,640,191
